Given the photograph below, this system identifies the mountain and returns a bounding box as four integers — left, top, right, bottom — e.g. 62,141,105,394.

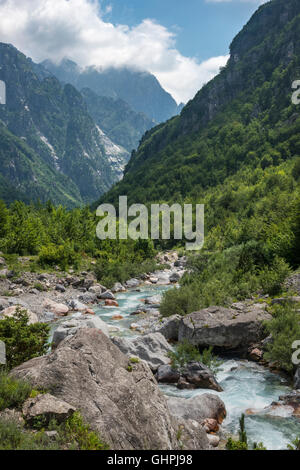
80,88,155,152
100,0,300,207
0,43,129,207
41,59,183,123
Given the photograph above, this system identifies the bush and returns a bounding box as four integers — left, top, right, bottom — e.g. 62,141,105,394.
0,307,49,370
94,257,159,288
38,243,80,271
167,340,220,372
0,371,32,411
63,412,109,450
264,302,300,373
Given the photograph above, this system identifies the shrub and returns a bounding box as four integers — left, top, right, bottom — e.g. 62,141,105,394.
0,307,49,369
63,412,110,450
264,302,300,373
38,243,80,271
0,371,32,411
167,340,220,372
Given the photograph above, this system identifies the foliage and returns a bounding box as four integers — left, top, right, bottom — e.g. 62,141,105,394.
0,307,49,370
167,340,220,372
0,410,109,450
0,371,32,411
264,302,300,372
226,414,266,450
287,437,300,450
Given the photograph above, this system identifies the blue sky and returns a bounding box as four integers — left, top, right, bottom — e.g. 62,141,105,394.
0,0,268,102
106,0,266,62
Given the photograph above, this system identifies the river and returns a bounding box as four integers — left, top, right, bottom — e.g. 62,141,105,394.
93,282,300,450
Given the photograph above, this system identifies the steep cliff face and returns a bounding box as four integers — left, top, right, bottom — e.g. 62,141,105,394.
0,43,128,206
99,0,300,206
81,87,155,152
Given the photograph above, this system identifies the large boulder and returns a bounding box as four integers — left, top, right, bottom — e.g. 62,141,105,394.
111,332,173,371
52,315,109,348
178,362,223,392
42,299,69,317
11,328,196,450
179,305,271,352
22,393,75,425
124,279,140,289
167,394,226,425
0,305,39,324
156,362,222,392
149,315,181,341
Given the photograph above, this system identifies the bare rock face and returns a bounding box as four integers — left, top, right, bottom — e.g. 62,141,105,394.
111,332,173,371
22,393,76,425
11,328,199,450
51,315,110,349
178,304,271,352
167,394,226,425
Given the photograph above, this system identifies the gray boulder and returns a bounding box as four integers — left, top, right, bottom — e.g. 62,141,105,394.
52,315,109,348
78,292,97,304
99,290,116,300
112,332,173,371
179,305,271,352
0,298,10,311
178,362,223,392
156,365,180,384
169,272,180,283
149,314,181,341
156,362,222,392
67,299,88,311
22,393,75,425
12,328,188,450
167,394,226,425
124,278,140,289
111,282,125,293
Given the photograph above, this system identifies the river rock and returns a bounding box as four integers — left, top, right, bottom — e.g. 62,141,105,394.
156,362,222,392
88,284,105,295
78,292,97,304
145,295,162,306
99,290,116,300
22,393,75,425
67,299,88,311
52,315,109,348
148,314,181,341
156,365,180,384
124,278,140,289
275,390,300,417
111,282,125,293
55,284,66,293
167,394,226,424
42,299,69,316
207,434,220,447
178,362,223,392
0,305,39,324
178,305,271,352
169,272,180,283
12,328,190,450
111,332,173,371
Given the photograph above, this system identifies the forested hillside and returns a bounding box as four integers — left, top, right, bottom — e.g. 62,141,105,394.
99,0,300,315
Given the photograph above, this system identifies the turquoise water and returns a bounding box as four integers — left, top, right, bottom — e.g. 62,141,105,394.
94,284,300,450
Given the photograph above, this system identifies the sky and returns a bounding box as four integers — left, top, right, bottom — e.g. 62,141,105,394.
0,0,269,103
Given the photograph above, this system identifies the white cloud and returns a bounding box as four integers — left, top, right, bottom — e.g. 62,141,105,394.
0,0,229,103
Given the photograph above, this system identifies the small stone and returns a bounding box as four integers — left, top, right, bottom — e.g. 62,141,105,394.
55,284,66,293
